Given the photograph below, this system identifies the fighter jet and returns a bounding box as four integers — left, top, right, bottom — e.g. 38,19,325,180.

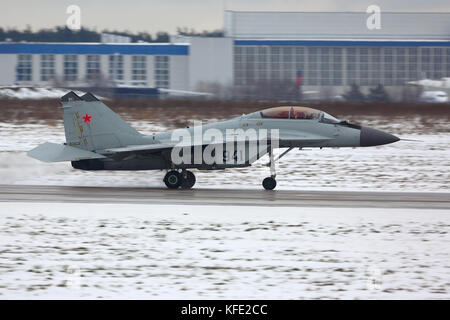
27,92,399,190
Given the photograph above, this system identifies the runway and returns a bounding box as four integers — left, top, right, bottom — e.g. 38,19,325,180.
0,185,449,209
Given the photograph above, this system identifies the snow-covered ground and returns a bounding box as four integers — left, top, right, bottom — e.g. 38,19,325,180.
0,202,448,299
0,117,448,191
0,87,86,100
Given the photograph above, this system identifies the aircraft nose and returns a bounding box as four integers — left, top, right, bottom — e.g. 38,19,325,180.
360,126,400,147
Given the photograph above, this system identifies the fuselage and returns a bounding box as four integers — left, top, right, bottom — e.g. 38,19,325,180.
72,106,399,171
155,108,397,149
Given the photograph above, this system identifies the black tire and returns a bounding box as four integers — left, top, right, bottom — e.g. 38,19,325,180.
180,170,196,189
164,170,182,189
262,177,277,190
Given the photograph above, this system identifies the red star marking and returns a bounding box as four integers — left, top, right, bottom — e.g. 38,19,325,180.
82,113,92,123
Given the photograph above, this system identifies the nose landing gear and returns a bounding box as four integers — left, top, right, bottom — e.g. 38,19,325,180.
262,148,277,190
163,170,196,189
262,147,293,190
262,176,277,190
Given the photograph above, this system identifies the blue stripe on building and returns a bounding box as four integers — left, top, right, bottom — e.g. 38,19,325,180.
234,40,450,47
0,43,189,55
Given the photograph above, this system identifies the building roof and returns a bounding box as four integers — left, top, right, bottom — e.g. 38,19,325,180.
0,43,189,55
234,40,450,47
225,11,450,41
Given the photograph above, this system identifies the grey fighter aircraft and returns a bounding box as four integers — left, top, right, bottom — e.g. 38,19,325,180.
27,92,399,190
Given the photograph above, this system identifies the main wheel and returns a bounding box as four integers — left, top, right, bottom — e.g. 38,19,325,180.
262,177,277,190
164,170,182,189
180,170,196,189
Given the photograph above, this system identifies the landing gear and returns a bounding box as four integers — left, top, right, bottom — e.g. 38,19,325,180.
261,147,294,190
262,177,277,190
163,170,196,189
180,170,196,189
164,170,182,189
262,147,277,190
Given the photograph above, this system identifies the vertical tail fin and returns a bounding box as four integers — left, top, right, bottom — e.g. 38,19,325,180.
61,91,144,151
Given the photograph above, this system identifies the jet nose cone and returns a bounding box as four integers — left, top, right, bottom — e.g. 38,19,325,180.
360,126,400,147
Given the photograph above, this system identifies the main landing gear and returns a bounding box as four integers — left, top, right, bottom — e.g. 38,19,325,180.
262,147,294,190
163,170,196,189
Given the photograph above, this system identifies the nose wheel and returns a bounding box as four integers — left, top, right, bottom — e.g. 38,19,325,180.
262,177,277,190
163,170,196,189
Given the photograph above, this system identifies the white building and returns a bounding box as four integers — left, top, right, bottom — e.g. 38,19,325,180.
0,11,449,99
0,43,191,90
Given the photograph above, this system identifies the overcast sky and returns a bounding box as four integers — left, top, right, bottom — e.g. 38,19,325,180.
1,0,450,34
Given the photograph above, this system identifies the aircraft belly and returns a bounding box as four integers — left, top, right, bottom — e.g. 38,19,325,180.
279,140,328,148
73,155,168,171
102,158,167,170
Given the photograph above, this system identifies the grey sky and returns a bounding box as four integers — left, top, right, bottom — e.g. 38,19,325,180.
1,0,450,34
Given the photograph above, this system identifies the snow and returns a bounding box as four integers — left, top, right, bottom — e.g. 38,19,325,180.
0,87,86,100
0,202,448,299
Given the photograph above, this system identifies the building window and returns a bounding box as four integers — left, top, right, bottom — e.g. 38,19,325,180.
333,71,342,85
64,55,78,81
346,48,358,85
446,49,450,77
245,47,256,83
256,46,268,80
271,47,281,55
433,48,444,79
40,54,55,81
86,55,101,80
154,55,169,88
132,55,147,86
109,55,124,81
305,47,318,85
331,48,342,85
16,54,32,81
369,48,382,85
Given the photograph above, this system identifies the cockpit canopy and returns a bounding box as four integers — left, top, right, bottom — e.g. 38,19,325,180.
260,106,340,124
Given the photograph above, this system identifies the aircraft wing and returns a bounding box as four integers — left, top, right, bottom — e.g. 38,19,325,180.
98,143,175,154
97,140,244,155
97,134,333,156
97,138,271,156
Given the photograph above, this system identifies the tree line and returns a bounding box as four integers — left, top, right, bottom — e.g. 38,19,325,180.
0,26,224,43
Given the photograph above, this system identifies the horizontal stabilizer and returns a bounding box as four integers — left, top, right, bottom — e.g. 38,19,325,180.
27,142,107,163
